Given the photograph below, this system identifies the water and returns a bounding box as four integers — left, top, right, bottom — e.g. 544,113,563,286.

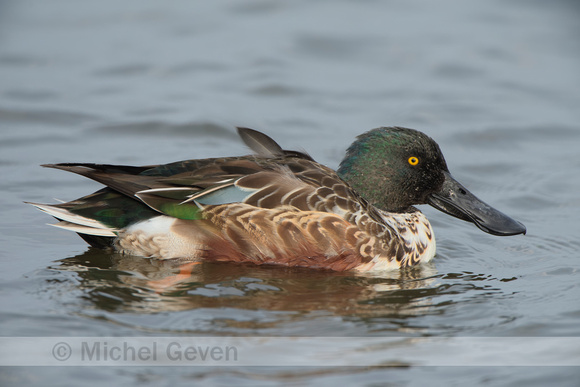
1,0,580,385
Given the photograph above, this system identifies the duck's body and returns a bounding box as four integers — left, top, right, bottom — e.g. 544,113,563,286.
30,127,525,272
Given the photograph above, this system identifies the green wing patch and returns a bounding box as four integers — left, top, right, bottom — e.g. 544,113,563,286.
136,188,203,220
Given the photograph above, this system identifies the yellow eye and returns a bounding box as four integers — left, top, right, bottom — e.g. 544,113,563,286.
408,156,419,166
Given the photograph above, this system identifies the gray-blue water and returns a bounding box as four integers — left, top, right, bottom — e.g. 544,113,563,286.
1,0,579,385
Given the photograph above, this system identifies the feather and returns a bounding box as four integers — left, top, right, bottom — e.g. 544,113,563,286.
27,202,117,236
237,127,284,157
51,221,117,236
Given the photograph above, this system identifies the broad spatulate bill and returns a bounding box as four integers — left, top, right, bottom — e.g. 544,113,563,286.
29,126,525,272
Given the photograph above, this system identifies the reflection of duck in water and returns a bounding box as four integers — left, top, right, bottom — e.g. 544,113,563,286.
54,249,439,317
31,127,525,272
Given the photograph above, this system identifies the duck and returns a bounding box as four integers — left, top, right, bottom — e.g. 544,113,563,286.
29,126,526,272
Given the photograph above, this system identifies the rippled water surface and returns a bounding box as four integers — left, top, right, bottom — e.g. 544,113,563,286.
1,0,580,385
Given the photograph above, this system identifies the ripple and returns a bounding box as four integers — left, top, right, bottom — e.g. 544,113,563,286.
432,63,486,79
229,1,286,14
294,34,381,60
249,84,304,96
0,53,47,67
90,121,235,138
92,64,153,77
4,89,59,102
526,234,580,256
0,107,100,126
0,133,75,148
452,124,580,147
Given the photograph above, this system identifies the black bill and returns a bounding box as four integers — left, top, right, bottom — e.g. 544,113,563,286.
427,172,526,236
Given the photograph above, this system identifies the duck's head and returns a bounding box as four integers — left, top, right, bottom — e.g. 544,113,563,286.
337,126,526,236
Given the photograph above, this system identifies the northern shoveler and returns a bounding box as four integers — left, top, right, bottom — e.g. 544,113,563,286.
29,127,526,272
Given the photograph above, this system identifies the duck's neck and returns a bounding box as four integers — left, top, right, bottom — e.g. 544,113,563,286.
337,158,410,213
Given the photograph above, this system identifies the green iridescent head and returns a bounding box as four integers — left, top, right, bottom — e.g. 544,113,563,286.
337,126,448,212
